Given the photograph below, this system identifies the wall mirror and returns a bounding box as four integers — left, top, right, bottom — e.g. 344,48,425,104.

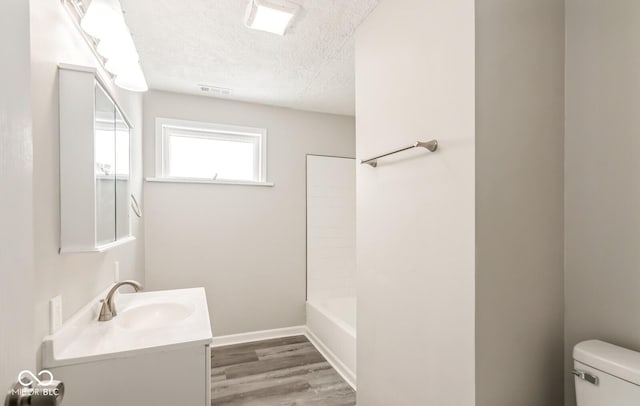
59,64,134,253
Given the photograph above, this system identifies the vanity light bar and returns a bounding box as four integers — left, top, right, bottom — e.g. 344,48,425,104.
65,0,148,92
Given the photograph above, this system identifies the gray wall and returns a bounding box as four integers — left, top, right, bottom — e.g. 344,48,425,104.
30,0,145,361
356,0,566,404
475,0,565,405
0,0,35,388
565,0,640,404
142,90,355,336
355,0,476,404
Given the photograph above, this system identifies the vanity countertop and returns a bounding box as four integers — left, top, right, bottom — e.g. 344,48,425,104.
42,287,213,368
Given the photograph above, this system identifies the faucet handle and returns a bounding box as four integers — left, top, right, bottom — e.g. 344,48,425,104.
98,299,113,322
98,280,143,322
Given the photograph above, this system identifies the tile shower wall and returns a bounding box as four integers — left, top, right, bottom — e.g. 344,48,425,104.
306,156,356,302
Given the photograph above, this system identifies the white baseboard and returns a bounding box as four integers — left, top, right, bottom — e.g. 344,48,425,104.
304,327,356,390
211,326,306,347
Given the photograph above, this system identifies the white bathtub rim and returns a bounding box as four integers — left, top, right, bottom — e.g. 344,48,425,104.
306,299,356,338
305,327,356,390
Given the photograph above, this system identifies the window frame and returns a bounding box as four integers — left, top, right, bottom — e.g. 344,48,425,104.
154,118,269,185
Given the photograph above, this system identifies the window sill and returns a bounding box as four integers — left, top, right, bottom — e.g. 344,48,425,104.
145,177,275,187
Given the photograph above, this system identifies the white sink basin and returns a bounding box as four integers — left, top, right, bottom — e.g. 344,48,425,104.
41,287,212,368
116,302,194,330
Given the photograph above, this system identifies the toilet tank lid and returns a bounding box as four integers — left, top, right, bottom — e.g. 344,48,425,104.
574,340,640,385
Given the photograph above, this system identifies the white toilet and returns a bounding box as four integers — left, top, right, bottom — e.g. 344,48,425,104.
573,340,640,405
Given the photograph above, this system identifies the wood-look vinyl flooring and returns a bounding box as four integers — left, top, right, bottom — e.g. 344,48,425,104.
211,335,356,406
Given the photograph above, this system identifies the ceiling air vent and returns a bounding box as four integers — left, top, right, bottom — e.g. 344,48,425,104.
198,84,232,96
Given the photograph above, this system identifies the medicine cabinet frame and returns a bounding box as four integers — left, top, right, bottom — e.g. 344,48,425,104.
58,64,135,253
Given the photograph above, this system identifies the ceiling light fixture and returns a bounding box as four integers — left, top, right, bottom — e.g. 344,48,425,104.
80,0,148,92
245,0,299,36
114,63,148,92
80,0,123,39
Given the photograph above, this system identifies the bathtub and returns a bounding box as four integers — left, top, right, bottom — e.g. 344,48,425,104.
306,297,356,388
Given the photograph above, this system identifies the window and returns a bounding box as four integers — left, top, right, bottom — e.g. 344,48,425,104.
154,118,268,185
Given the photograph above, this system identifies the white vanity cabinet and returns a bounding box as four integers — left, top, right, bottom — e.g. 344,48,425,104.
42,288,213,406
59,65,134,253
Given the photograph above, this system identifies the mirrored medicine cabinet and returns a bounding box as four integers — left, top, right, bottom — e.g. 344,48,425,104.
59,64,134,253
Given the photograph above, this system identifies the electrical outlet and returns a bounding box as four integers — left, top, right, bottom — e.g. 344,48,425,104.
50,295,63,334
114,261,120,282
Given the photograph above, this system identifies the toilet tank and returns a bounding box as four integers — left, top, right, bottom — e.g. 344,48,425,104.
574,340,640,406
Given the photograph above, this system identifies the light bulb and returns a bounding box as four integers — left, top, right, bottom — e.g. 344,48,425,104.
80,0,125,40
97,31,138,61
115,63,148,92
105,58,126,75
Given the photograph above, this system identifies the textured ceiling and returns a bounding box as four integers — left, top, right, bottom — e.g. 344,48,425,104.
120,0,380,116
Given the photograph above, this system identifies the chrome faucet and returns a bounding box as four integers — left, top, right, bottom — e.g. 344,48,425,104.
98,280,143,321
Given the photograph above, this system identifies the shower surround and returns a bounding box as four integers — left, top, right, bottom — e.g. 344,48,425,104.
306,155,356,387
